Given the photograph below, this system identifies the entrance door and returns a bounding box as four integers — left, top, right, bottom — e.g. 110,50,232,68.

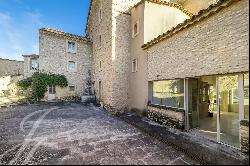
188,78,199,129
218,75,240,148
48,85,56,101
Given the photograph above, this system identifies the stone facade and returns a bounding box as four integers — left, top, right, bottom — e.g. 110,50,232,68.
147,0,249,81
240,120,249,154
147,105,185,130
0,75,23,96
0,58,23,77
87,0,141,112
39,29,92,100
23,55,39,78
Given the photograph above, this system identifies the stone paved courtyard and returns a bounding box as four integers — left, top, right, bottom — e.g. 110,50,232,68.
0,102,199,165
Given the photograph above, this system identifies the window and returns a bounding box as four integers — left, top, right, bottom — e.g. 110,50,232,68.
30,59,38,70
132,21,139,38
132,59,137,73
152,79,184,108
244,73,249,119
49,85,56,94
69,85,76,91
99,35,102,47
68,61,76,71
68,41,76,53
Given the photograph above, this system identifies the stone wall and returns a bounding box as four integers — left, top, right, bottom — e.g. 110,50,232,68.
240,120,249,154
147,0,249,81
87,0,113,108
147,105,185,130
39,31,92,99
23,56,39,78
0,58,23,77
0,75,24,96
87,0,141,112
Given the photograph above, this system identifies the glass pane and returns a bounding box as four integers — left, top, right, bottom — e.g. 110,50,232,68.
196,76,217,141
152,79,184,108
188,79,199,129
244,73,249,120
68,62,76,70
219,75,240,148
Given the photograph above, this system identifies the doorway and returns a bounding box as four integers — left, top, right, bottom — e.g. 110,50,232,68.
48,85,56,101
188,74,241,148
188,76,218,141
218,75,240,148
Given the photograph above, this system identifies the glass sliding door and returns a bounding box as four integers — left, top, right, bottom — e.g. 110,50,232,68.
188,78,199,129
244,73,249,120
218,75,240,148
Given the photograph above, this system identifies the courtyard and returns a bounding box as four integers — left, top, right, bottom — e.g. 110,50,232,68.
0,102,199,165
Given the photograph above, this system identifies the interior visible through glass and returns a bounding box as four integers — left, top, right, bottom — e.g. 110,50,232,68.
152,79,184,108
219,75,240,148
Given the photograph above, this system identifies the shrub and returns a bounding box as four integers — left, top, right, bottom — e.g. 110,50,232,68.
17,72,68,101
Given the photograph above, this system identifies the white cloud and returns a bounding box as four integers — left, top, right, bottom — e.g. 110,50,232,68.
0,11,42,61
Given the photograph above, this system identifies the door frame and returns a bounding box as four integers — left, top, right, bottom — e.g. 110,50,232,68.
185,74,244,149
48,85,56,101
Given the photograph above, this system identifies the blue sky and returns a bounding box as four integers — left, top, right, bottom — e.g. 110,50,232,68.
0,0,91,61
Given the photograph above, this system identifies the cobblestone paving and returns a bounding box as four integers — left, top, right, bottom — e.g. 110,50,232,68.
0,103,199,165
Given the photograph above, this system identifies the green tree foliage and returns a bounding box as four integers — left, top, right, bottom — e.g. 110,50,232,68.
17,72,68,101
16,77,32,89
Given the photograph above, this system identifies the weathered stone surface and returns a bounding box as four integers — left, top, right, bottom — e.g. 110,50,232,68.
87,0,142,113
240,120,249,154
39,31,93,99
0,102,198,165
147,105,185,130
0,59,23,77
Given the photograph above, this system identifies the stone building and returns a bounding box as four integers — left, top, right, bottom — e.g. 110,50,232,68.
0,58,24,96
22,28,92,101
0,58,23,77
21,0,249,153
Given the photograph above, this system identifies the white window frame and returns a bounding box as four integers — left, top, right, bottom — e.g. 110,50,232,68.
48,85,56,94
132,59,138,73
67,41,77,53
132,20,139,38
67,61,77,72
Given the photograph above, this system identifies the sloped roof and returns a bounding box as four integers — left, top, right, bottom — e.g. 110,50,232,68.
40,28,91,43
22,54,39,58
142,0,239,49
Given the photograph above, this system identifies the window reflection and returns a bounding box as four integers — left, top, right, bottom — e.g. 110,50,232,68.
152,79,184,108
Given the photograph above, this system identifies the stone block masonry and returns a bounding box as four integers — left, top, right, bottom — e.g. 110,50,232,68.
0,58,23,77
147,0,249,81
39,29,93,99
147,105,185,130
240,120,249,154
